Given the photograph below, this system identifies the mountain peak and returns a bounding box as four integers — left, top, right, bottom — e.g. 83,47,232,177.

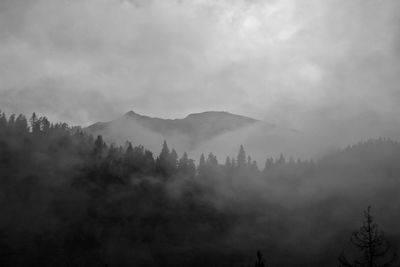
124,110,137,116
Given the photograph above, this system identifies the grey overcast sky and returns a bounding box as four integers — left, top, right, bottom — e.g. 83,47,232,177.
0,0,400,133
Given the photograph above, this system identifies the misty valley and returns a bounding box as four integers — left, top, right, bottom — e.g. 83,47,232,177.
0,111,399,267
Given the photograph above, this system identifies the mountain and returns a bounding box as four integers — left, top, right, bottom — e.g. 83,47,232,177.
85,111,270,153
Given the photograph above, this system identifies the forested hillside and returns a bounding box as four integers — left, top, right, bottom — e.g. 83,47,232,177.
0,111,399,267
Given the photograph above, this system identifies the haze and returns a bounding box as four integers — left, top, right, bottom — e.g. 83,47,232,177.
1,0,400,151
2,2,400,265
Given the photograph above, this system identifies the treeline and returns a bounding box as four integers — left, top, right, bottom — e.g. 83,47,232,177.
1,111,400,266
0,112,235,266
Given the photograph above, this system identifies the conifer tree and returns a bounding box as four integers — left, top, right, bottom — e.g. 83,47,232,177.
39,117,50,133
339,206,397,267
198,153,206,176
125,142,134,157
143,150,155,173
206,153,218,167
237,145,246,168
156,141,177,176
178,152,195,177
30,112,40,134
255,250,266,267
199,153,205,166
8,114,16,127
93,135,106,158
178,152,189,169
277,154,285,165
15,114,28,133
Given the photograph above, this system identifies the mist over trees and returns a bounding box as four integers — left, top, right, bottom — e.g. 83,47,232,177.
0,111,400,266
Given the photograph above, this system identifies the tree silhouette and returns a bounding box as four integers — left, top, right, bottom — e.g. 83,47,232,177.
15,114,28,133
93,135,106,158
156,141,178,176
237,145,246,168
276,153,285,165
39,116,50,133
206,153,218,167
198,153,206,176
338,206,397,267
30,112,41,134
177,152,195,178
255,250,265,267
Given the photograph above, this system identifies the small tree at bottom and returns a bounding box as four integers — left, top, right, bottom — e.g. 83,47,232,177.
338,206,397,267
241,251,267,267
255,250,266,267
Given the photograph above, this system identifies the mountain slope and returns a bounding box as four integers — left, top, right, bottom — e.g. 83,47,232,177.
85,111,269,151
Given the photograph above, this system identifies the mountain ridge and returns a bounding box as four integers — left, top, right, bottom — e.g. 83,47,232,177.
85,110,271,151
122,110,260,121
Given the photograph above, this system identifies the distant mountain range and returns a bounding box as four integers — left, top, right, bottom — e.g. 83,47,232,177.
85,111,270,152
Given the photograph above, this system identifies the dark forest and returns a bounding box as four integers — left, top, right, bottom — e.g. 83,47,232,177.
0,111,399,266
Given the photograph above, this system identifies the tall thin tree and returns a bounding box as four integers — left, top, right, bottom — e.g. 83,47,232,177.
339,206,397,267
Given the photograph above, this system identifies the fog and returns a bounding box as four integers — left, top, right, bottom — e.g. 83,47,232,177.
1,1,400,266
88,113,400,165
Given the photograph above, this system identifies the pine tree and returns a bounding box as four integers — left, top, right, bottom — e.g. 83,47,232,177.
93,135,106,158
255,250,266,267
177,152,189,174
237,145,246,168
199,153,205,166
160,140,170,157
276,154,285,165
8,114,16,127
125,142,134,157
225,157,232,169
338,206,397,267
155,141,177,176
178,152,189,169
15,114,28,133
178,152,195,177
156,140,169,175
206,153,218,167
198,153,206,176
30,112,41,134
39,117,50,133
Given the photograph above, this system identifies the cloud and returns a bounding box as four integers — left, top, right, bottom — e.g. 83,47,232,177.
0,0,399,146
